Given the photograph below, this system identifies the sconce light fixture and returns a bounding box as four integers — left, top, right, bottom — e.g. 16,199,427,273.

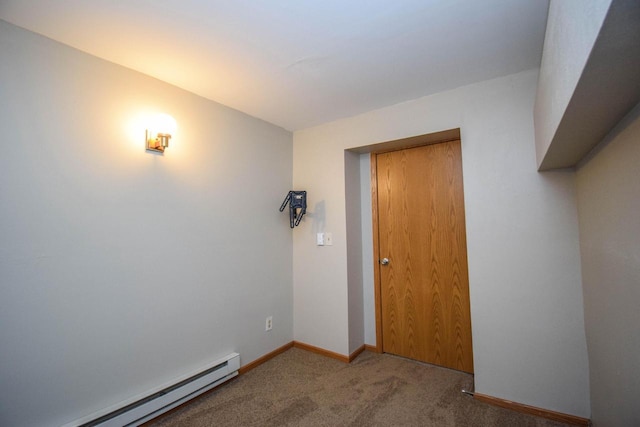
146,130,171,153
146,113,177,154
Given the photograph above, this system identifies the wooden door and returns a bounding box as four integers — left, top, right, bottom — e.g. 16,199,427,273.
375,140,473,373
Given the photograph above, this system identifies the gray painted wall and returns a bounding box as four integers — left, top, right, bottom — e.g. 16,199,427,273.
534,0,611,166
359,154,376,345
0,21,293,427
576,103,640,426
345,151,364,354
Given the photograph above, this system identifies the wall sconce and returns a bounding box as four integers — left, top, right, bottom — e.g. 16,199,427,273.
146,113,177,154
146,130,171,153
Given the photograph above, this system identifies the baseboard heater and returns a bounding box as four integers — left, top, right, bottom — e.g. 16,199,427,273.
63,353,240,427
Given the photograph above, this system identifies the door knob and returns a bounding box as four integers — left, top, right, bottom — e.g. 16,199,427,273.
380,258,390,265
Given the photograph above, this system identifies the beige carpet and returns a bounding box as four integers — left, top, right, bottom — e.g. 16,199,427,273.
149,348,572,426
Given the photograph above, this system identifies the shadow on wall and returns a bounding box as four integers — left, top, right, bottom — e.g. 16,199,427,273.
304,200,326,236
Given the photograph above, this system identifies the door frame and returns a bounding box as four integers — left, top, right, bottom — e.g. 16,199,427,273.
369,129,463,353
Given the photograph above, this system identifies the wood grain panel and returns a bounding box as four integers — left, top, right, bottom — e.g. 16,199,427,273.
376,140,473,373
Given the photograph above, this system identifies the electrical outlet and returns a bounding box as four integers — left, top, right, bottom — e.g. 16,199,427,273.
265,316,273,331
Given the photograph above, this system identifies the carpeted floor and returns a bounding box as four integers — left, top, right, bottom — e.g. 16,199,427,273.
149,348,572,426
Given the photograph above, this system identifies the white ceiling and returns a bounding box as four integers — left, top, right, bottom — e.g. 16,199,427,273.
0,0,549,131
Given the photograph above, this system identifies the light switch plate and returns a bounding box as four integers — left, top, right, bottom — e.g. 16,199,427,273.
316,233,324,246
325,233,333,246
